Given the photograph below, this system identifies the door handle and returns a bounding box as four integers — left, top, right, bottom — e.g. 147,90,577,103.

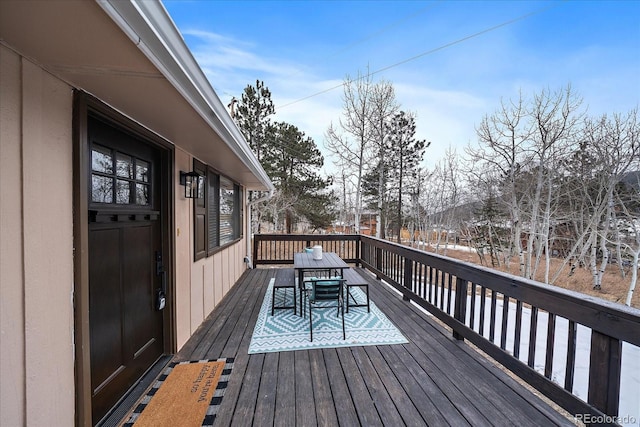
156,271,166,311
155,251,166,311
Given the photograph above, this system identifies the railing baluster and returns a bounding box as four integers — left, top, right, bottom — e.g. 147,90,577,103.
392,252,397,282
500,295,510,350
390,251,394,281
432,267,437,304
528,307,539,368
439,269,445,310
417,263,423,298
479,286,486,336
428,267,434,304
447,274,453,315
565,320,577,392
469,282,476,329
489,290,497,343
384,249,388,278
514,300,523,359
545,313,556,379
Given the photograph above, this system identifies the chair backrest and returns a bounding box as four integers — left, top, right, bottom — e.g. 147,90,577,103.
311,279,344,301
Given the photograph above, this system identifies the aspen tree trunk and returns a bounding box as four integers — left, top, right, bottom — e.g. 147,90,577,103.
626,250,639,306
589,231,602,289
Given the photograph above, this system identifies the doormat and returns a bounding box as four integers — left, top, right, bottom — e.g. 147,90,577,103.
248,279,408,354
123,358,233,427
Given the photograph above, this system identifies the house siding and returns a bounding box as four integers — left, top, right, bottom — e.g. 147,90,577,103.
174,147,248,349
0,44,26,427
0,46,75,427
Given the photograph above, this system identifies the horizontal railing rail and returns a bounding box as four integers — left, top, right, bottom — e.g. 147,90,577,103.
253,233,640,423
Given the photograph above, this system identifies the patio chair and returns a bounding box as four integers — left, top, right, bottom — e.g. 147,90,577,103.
306,278,346,342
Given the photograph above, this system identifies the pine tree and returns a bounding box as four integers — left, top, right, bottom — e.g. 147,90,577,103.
233,81,335,232
385,111,428,242
235,80,275,162
264,122,335,232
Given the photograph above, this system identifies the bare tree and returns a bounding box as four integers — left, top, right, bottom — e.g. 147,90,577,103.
525,86,583,281
325,71,378,233
466,86,584,280
369,80,399,238
580,111,640,290
326,71,402,235
429,147,465,256
466,92,533,273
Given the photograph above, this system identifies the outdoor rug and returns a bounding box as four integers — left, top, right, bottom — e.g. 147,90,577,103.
248,278,408,354
123,358,233,427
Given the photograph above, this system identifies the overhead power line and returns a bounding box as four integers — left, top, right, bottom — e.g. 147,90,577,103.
276,2,562,110
280,2,441,82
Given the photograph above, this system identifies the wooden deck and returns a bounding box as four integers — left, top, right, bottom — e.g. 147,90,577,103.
176,267,573,426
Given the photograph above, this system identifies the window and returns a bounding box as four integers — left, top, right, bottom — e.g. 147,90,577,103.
193,159,243,261
207,171,219,251
193,159,207,260
91,144,150,206
219,176,235,245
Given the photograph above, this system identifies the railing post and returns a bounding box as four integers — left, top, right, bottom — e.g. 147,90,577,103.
453,276,468,340
252,235,259,267
402,258,412,301
588,330,622,416
375,247,382,279
355,236,361,267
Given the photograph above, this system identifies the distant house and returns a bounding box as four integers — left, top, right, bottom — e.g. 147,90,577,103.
0,1,273,425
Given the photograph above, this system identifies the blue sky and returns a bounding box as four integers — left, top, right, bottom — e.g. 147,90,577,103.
163,0,640,171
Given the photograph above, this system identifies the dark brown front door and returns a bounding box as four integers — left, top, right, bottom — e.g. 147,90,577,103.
87,116,166,424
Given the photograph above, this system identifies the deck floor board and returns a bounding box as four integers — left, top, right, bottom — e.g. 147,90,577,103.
174,267,572,426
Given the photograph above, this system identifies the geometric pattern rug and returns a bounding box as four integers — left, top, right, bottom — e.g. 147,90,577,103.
123,358,233,427
248,278,408,354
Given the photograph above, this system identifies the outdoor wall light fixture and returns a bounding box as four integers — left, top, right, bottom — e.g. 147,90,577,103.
179,171,202,199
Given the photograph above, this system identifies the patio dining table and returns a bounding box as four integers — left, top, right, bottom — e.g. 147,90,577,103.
293,251,349,316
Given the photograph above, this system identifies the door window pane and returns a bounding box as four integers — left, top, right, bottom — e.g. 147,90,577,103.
116,179,130,204
92,146,112,173
92,175,113,203
136,183,150,205
136,160,149,182
116,153,133,178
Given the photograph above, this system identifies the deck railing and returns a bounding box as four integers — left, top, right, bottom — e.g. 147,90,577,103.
253,233,360,265
253,233,640,423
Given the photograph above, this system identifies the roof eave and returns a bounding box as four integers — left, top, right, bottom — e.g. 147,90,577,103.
97,0,274,192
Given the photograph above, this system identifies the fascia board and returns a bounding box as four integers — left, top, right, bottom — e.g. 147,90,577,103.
96,0,274,192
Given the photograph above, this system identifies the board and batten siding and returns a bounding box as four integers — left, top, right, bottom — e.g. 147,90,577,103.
174,147,248,350
0,45,75,427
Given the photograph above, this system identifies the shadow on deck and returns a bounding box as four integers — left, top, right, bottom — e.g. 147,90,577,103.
175,267,572,426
